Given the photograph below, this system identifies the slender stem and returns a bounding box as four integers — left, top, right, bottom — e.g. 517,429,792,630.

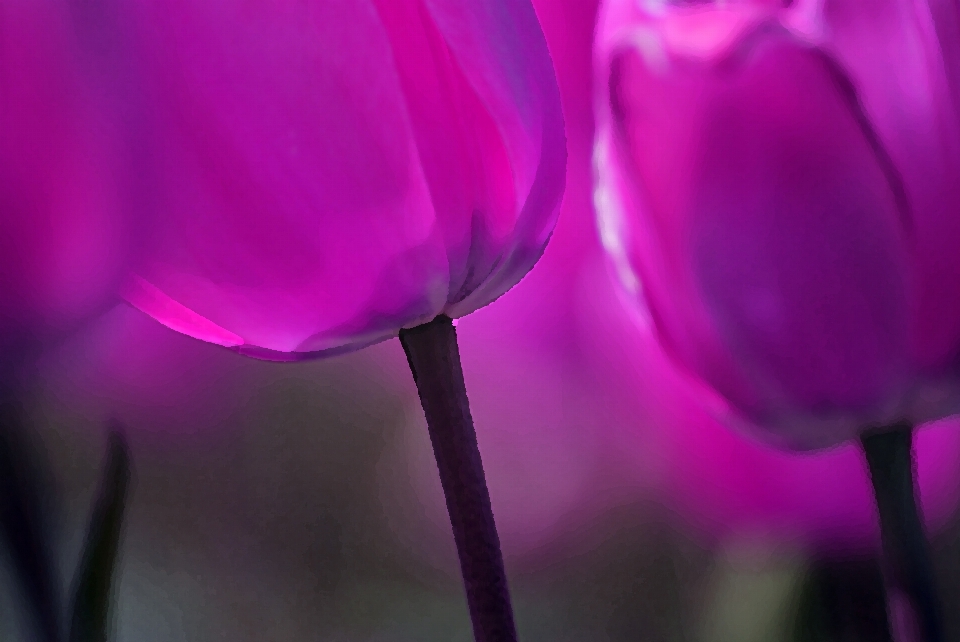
69,427,132,642
399,315,517,642
861,425,942,642
0,395,61,642
794,557,893,641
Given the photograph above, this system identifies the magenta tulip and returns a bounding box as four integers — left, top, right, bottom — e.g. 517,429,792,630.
594,0,960,452
118,0,565,361
594,1,959,638
0,0,128,355
97,2,565,640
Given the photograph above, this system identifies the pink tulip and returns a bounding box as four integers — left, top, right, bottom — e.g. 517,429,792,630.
95,4,565,639
115,0,565,360
594,0,960,450
0,0,128,354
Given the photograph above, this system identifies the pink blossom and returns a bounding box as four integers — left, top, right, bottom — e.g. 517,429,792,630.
114,0,565,359
594,0,960,449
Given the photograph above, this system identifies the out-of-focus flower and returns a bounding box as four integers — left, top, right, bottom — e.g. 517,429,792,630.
594,0,960,450
0,0,129,357
111,0,564,360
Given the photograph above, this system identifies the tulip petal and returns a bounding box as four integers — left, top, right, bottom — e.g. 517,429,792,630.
125,0,450,354
424,0,566,316
815,0,960,373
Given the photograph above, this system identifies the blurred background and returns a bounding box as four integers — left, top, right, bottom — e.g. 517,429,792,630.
2,0,960,640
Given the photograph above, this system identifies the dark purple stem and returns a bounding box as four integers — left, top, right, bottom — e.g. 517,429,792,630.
69,427,131,642
399,315,517,642
0,395,61,642
861,425,943,642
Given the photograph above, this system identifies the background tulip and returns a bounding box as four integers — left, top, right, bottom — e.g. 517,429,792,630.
594,0,960,638
117,0,565,360
593,0,960,451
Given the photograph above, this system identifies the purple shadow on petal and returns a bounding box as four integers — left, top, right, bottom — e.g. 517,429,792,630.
688,37,912,436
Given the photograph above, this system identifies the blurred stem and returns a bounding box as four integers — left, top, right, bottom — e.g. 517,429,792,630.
69,427,131,642
861,425,942,642
0,394,61,642
793,557,893,642
399,315,517,642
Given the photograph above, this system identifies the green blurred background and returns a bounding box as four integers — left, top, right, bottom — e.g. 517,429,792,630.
0,304,957,642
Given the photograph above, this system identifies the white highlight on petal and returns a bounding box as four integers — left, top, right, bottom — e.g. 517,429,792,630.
783,0,826,42
592,135,642,297
628,26,670,75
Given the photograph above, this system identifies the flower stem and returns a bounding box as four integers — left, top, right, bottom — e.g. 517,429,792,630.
399,315,517,642
0,395,61,642
794,556,893,641
69,427,132,642
861,425,943,642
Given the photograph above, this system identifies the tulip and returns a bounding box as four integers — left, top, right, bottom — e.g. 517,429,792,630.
101,1,565,639
593,0,959,638
590,0,956,487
